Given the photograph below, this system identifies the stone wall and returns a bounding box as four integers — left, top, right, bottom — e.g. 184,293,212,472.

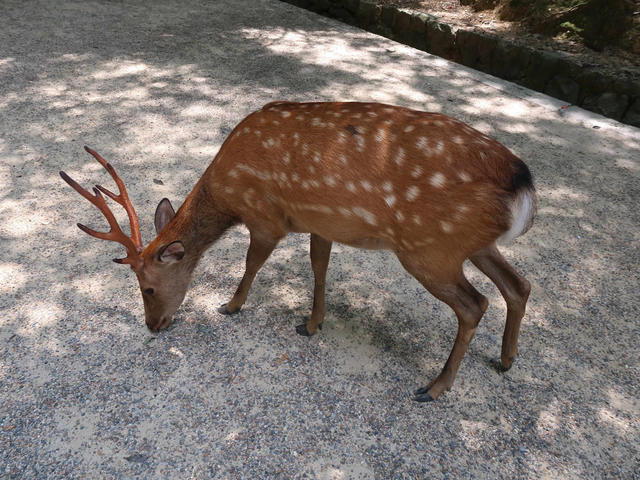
280,0,640,128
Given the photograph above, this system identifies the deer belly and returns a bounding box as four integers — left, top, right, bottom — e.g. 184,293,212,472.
283,213,391,250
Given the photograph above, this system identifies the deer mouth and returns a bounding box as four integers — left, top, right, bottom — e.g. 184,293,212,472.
147,317,172,331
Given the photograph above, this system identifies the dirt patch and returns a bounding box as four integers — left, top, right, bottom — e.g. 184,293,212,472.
376,0,640,82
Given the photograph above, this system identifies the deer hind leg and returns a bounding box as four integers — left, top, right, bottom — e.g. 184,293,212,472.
398,255,489,402
296,233,333,336
470,244,531,371
218,232,280,315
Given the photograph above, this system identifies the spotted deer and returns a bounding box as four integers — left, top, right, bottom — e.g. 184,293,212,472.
60,101,536,402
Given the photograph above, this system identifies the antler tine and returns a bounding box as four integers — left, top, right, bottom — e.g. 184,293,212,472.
59,167,143,270
84,146,143,250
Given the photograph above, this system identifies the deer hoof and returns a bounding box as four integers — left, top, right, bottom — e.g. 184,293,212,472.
295,323,322,336
413,388,435,402
217,304,236,315
491,357,515,372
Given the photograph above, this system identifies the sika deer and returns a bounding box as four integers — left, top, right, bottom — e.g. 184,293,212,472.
60,101,536,402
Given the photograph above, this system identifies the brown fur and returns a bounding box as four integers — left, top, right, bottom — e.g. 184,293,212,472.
67,102,536,402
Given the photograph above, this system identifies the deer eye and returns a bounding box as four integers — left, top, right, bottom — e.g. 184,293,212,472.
143,288,155,296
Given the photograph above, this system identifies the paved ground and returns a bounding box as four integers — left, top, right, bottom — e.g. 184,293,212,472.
1,0,639,478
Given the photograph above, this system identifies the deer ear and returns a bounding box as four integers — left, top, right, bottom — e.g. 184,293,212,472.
154,198,175,234
157,241,185,264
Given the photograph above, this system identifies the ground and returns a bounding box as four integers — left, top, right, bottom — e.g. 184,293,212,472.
377,0,640,82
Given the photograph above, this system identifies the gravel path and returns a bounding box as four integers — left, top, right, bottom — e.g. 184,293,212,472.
1,0,639,478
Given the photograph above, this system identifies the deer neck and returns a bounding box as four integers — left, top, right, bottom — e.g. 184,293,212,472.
151,180,236,264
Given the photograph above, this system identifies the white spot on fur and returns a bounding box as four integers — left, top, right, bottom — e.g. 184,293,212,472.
352,207,377,225
281,111,291,118
228,169,238,178
404,125,414,133
375,128,387,143
356,136,365,151
309,180,320,188
338,132,347,143
430,172,446,188
416,137,428,150
338,207,352,216
367,111,377,117
441,221,452,233
291,173,299,182
384,195,396,207
324,175,336,187
394,147,405,165
237,164,257,176
453,136,463,144
396,211,405,222
382,181,393,193
412,215,422,226
360,180,372,192
411,166,423,178
346,182,357,193
283,152,290,164
313,151,321,163
308,166,315,174
458,171,472,182
405,186,420,201
339,154,348,165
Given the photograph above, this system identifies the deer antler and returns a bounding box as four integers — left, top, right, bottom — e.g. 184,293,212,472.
59,146,143,269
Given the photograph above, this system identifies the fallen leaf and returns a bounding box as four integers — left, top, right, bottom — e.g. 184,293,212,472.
275,352,288,366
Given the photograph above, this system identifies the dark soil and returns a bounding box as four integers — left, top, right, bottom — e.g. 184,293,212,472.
377,0,640,82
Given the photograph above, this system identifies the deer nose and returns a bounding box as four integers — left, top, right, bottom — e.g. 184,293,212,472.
146,317,172,331
146,320,161,332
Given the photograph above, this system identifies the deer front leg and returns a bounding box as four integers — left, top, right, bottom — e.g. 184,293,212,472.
296,233,332,336
218,233,279,315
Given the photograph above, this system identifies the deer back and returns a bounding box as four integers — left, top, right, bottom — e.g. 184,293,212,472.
205,102,532,263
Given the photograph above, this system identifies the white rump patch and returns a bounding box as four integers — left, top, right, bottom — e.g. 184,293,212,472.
497,188,536,245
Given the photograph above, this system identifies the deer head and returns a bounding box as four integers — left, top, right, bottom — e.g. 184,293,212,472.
60,147,189,331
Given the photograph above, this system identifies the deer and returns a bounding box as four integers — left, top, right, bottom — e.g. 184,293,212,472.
60,101,536,402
